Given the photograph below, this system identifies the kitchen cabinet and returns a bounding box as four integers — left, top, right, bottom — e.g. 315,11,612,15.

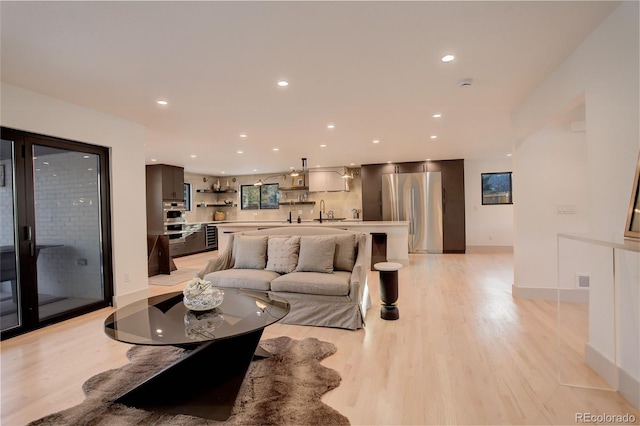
441,160,466,253
361,159,466,253
147,164,184,236
361,164,395,221
184,225,206,254
160,165,185,200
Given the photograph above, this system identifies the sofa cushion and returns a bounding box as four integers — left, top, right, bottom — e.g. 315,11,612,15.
295,235,336,273
232,235,268,269
333,234,356,272
204,269,280,291
271,271,351,296
266,236,300,274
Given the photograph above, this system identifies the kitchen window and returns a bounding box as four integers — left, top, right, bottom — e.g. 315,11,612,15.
183,183,192,211
241,183,279,210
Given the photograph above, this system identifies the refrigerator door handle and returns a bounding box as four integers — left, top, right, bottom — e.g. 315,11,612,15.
410,188,415,236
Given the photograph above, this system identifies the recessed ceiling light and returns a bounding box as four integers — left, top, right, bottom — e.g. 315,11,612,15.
221,171,226,174
327,124,335,129
320,144,327,148
277,80,289,87
430,135,438,140
441,54,455,62
273,148,279,151
316,165,321,168
373,140,380,144
83,155,90,159
426,159,432,161
507,153,513,157
387,161,392,164
289,166,295,169
190,154,197,158
432,113,442,118
350,163,355,166
240,133,247,138
151,159,157,162
237,150,243,154
157,100,168,105
253,169,258,172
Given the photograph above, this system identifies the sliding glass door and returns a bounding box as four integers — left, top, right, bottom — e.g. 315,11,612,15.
0,128,113,339
0,139,20,331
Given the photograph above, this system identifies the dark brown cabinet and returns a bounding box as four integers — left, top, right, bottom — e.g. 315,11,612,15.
361,163,395,221
184,226,206,254
146,164,184,236
360,159,466,253
159,165,185,200
441,160,466,253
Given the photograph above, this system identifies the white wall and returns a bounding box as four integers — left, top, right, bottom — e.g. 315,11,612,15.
1,83,149,307
513,121,589,291
511,2,639,404
464,158,514,248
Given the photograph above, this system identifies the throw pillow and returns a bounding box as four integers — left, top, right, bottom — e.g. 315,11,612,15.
295,235,336,273
266,236,301,274
232,235,268,269
334,234,356,271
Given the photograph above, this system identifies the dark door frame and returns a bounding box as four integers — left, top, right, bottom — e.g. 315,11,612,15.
1,127,114,340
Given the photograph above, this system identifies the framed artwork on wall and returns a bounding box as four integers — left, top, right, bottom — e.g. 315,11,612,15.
292,174,305,188
624,154,640,240
481,172,513,205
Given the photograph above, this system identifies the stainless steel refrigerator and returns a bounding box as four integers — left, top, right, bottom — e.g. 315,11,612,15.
382,172,443,253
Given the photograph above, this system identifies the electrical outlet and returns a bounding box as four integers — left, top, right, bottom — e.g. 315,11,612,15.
124,273,130,283
576,273,590,288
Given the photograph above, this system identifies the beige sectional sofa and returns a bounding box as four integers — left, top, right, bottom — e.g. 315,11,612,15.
196,227,370,330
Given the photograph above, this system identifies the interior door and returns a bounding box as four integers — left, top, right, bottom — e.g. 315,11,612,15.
0,128,113,339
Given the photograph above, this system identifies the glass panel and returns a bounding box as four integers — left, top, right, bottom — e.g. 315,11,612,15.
0,139,20,331
32,146,104,320
481,172,513,205
241,185,260,210
260,183,279,209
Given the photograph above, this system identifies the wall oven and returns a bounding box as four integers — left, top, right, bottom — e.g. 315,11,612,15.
163,201,186,243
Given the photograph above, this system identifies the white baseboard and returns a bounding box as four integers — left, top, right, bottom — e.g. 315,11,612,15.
585,342,640,409
112,287,149,308
512,284,589,302
466,245,514,253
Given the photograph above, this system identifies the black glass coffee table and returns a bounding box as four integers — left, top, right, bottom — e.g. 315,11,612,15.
104,289,289,420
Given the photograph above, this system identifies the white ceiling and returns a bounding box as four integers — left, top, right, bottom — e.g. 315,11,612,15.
1,1,618,176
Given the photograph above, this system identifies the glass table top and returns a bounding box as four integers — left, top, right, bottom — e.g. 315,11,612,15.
104,289,289,346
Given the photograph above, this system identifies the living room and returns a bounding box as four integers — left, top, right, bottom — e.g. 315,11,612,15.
1,1,639,424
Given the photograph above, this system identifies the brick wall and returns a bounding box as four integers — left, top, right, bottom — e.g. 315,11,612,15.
33,150,103,299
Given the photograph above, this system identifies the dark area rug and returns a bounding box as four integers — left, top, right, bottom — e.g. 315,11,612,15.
29,336,349,425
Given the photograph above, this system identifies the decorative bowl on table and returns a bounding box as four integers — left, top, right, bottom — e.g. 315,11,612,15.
183,278,224,311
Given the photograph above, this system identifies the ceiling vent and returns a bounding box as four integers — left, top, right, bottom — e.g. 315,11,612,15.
458,78,473,87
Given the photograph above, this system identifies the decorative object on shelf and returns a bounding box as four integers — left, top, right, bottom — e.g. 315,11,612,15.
184,309,225,339
183,278,224,311
352,208,361,219
213,178,221,191
214,211,226,221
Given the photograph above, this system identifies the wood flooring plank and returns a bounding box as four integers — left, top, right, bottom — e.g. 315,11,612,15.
1,250,639,425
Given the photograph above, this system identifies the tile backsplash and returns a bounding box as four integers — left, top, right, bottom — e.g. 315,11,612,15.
184,171,362,223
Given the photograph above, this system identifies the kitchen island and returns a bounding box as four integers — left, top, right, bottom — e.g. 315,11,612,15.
213,220,409,265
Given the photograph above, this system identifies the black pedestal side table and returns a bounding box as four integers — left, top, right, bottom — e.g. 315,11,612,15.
374,261,403,320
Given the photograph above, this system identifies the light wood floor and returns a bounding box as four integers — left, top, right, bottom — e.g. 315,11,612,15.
2,251,638,425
